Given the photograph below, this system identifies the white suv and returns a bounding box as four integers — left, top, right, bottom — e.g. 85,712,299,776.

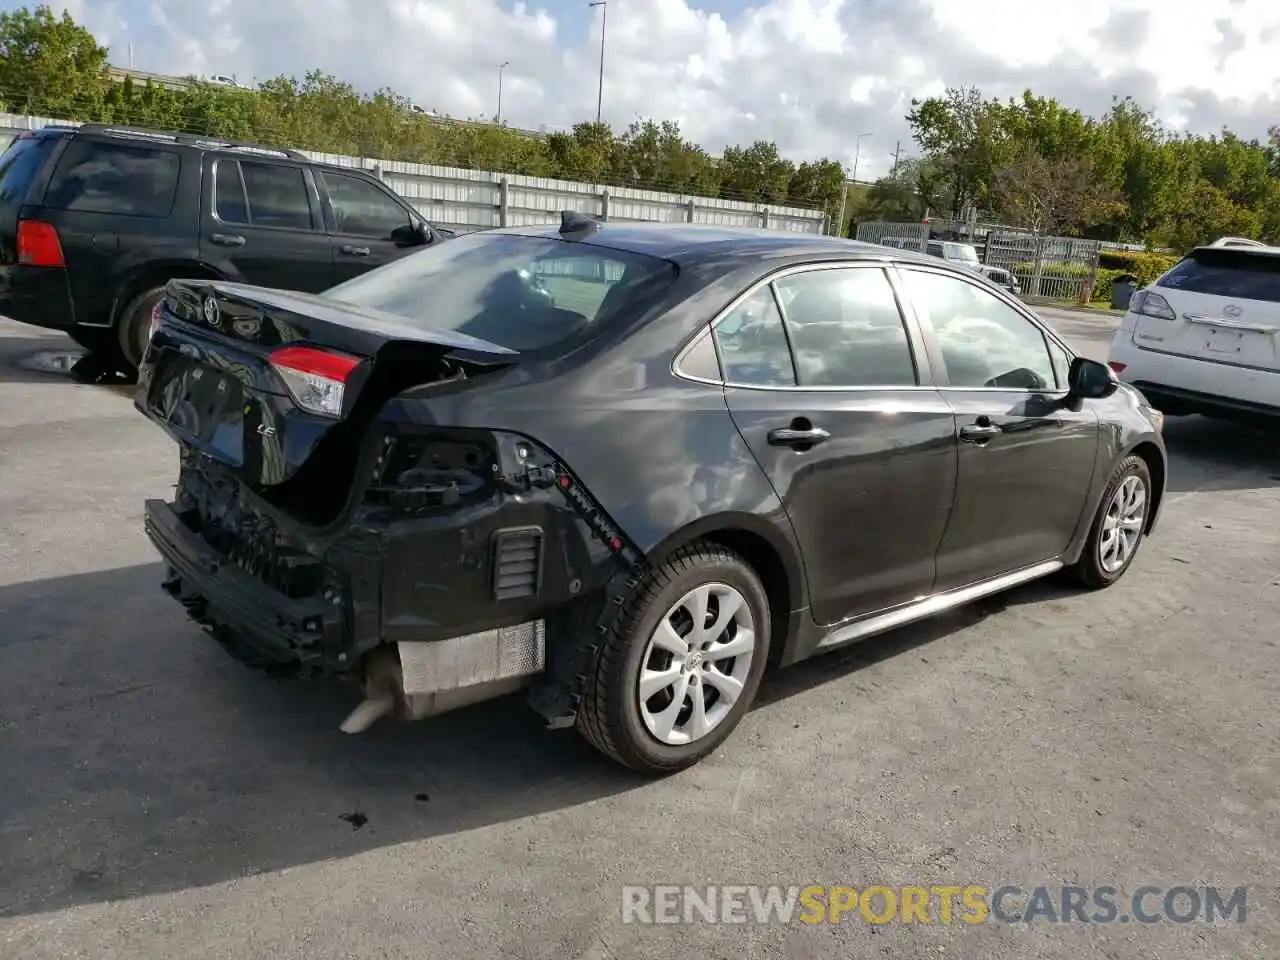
1106,243,1280,423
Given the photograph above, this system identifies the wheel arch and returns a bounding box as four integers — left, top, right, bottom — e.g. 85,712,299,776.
646,512,806,668
1126,439,1166,534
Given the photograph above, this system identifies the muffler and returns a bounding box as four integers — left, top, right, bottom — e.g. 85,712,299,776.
339,621,547,734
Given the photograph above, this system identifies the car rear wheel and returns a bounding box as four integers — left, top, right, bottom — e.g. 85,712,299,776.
576,542,771,774
1070,455,1152,589
116,286,166,374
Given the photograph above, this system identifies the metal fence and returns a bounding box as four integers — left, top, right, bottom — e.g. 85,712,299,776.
983,232,1101,302
852,221,929,250
0,112,828,235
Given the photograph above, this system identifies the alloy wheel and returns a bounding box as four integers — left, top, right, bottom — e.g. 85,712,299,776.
1099,474,1148,574
637,582,756,746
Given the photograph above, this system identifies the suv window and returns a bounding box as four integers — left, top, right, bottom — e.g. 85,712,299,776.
42,140,180,217
900,268,1055,390
318,171,412,239
323,231,677,353
773,267,917,387
1158,249,1280,302
713,287,796,387
234,161,313,230
0,135,55,208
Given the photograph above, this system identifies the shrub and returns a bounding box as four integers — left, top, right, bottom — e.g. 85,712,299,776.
1097,251,1180,286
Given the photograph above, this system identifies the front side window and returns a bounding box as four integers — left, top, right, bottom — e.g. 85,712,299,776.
713,287,796,387
43,141,180,217
773,267,917,387
900,268,1055,390
323,232,676,353
318,171,413,239
238,161,313,231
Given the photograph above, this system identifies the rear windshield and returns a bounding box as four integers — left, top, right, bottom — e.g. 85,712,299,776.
0,135,55,210
1158,249,1280,303
322,232,678,352
42,139,181,218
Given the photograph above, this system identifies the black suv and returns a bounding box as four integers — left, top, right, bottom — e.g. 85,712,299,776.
0,123,455,372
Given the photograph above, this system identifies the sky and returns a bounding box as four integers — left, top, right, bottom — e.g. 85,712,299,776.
20,0,1280,181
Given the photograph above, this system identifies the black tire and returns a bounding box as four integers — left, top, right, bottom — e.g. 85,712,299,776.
576,542,772,774
115,286,166,373
1070,454,1153,590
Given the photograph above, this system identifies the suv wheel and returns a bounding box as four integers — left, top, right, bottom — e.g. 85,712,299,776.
1070,455,1152,589
576,542,771,774
116,286,166,373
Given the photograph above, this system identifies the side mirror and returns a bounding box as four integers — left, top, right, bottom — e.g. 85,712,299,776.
1067,356,1118,399
392,221,433,246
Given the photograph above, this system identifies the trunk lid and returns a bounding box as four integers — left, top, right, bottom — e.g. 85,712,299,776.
137,280,519,490
1134,246,1280,373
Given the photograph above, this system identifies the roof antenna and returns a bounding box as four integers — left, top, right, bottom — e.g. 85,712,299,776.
559,209,601,237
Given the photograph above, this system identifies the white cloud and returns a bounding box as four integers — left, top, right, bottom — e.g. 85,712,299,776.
48,0,1280,181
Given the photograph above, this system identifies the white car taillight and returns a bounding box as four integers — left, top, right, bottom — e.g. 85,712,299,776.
1131,289,1176,320
268,345,362,418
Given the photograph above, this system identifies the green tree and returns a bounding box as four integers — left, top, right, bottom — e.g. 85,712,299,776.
0,4,109,116
787,158,845,216
718,140,794,203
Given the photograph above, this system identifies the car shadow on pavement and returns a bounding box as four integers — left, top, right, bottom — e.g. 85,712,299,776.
0,335,134,387
1160,415,1280,493
0,563,647,919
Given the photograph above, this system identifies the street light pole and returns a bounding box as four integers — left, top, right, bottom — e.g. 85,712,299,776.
851,131,872,183
497,61,509,125
588,1,607,126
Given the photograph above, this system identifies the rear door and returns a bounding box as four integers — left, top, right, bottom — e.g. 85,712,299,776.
1135,247,1280,373
895,265,1098,589
717,263,957,626
199,155,334,293
313,169,429,283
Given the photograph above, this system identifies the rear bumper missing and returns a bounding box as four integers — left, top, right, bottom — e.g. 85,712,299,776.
145,498,346,675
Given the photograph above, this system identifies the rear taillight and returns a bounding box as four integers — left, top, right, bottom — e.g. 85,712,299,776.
268,345,361,417
16,220,65,267
148,299,165,343
1131,289,1176,321
1108,361,1127,373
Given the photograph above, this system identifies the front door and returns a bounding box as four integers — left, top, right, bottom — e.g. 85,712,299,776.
313,169,426,285
718,264,957,626
199,155,334,293
895,265,1099,589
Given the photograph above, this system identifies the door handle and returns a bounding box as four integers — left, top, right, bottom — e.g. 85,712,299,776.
340,244,371,257
959,420,1003,443
210,233,245,247
767,422,831,448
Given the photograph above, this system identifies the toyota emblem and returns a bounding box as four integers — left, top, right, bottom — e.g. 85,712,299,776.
1223,304,1243,318
203,295,221,327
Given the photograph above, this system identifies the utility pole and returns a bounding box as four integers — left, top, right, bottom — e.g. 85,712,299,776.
496,61,509,125
892,141,902,175
589,1,608,126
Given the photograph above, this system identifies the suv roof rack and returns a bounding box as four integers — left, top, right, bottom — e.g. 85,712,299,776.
74,123,309,161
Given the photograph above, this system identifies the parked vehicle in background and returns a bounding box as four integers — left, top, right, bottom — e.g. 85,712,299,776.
0,123,455,374
978,263,1022,295
1107,241,1280,424
137,217,1167,774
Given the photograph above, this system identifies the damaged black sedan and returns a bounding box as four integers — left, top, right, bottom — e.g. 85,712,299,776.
137,214,1168,773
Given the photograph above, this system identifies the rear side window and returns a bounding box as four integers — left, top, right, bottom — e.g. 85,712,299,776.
713,287,796,387
0,135,55,208
323,232,677,353
1158,251,1280,302
43,140,180,217
237,161,313,230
